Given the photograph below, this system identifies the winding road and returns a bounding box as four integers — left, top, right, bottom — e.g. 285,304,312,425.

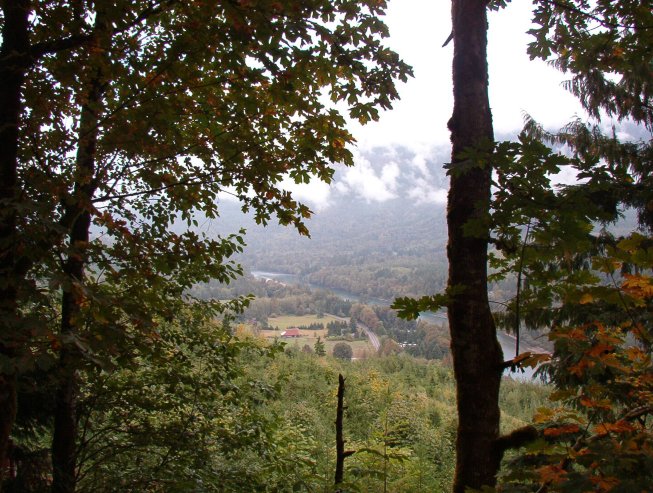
329,313,380,352
357,322,380,351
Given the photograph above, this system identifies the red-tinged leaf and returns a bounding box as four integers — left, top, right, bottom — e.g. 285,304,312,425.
537,464,567,484
594,420,635,436
579,396,611,410
559,327,589,341
569,359,594,376
512,351,552,369
621,274,653,300
589,475,620,491
544,424,580,437
587,343,614,358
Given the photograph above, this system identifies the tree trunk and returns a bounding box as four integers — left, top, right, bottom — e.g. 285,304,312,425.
51,89,101,493
334,374,353,487
51,20,107,493
447,1,504,492
0,1,31,487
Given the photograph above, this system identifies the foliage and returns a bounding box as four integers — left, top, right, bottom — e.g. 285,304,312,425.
74,308,281,493
497,234,653,492
332,342,353,361
529,0,653,128
1,0,411,488
199,275,354,322
314,336,326,357
224,182,452,302
489,1,653,491
9,0,412,358
182,328,546,493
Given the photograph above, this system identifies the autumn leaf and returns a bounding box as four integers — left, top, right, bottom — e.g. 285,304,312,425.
621,274,653,300
543,424,580,437
579,396,611,410
593,420,635,436
512,351,551,369
589,475,620,492
534,407,556,424
569,359,594,377
587,343,614,358
537,464,567,484
579,292,594,304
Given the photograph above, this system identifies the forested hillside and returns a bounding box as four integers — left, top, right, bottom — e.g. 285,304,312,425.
208,145,451,301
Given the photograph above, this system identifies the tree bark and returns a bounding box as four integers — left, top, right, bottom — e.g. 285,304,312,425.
447,1,504,492
0,1,31,486
51,19,107,493
334,374,354,487
51,86,101,493
1,5,93,486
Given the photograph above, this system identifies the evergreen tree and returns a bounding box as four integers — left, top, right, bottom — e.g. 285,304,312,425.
313,337,326,357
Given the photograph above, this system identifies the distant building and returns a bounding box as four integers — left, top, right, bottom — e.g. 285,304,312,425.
281,328,302,338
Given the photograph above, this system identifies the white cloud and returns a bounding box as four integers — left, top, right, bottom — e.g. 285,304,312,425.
281,176,333,211
410,153,430,178
266,2,597,212
408,177,448,205
381,162,400,187
338,154,398,202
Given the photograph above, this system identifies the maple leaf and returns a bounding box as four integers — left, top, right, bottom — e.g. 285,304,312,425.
621,274,653,300
593,420,635,436
537,465,567,484
544,424,581,437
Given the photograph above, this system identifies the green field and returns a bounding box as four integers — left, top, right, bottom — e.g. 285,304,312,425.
260,314,375,359
265,313,342,331
270,335,375,359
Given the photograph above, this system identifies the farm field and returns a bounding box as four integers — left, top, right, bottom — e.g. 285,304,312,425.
275,336,375,359
265,313,342,331
257,314,376,359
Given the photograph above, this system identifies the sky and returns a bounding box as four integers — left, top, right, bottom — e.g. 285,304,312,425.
351,0,587,149
282,0,593,210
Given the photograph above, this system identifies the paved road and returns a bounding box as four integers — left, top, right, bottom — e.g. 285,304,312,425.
358,322,380,351
327,313,380,352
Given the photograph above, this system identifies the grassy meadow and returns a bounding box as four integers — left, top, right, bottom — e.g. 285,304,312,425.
250,314,376,358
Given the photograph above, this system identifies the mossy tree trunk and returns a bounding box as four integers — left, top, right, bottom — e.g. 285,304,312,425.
446,1,504,491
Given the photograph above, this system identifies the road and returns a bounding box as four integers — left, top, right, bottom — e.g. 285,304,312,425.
329,313,380,352
357,322,380,352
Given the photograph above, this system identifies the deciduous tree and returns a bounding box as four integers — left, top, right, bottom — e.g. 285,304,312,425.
493,1,653,490
332,342,353,361
0,1,411,490
445,2,504,490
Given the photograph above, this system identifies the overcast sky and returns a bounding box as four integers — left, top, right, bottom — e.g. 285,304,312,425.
350,0,586,150
282,1,596,209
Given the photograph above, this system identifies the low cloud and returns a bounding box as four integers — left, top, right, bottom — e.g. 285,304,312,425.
338,154,399,202
408,177,448,205
282,145,450,210
282,176,333,211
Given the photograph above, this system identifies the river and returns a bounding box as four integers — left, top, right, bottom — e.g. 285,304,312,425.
251,270,541,380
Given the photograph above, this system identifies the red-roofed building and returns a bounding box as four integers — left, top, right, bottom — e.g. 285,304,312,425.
281,328,301,338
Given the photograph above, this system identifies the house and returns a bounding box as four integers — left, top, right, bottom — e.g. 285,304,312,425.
280,328,302,338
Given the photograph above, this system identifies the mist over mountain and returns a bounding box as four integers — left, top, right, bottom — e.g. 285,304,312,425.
206,145,452,299
196,129,644,301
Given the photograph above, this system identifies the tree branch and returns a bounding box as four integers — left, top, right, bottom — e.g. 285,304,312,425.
543,0,653,31
495,425,538,456
31,33,93,58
